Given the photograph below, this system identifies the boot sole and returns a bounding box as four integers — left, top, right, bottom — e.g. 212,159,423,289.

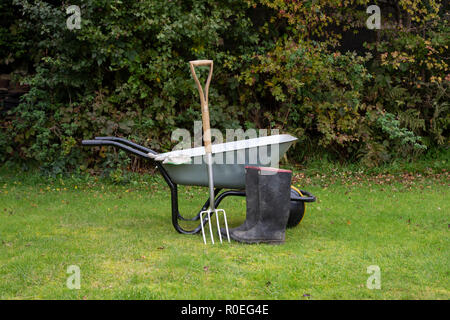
229,236,285,245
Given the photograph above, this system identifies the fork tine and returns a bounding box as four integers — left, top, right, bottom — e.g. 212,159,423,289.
200,210,207,245
215,210,223,244
217,209,230,243
200,209,229,244
207,210,214,244
222,211,231,243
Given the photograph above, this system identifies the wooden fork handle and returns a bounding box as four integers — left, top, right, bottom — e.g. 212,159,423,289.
189,60,214,153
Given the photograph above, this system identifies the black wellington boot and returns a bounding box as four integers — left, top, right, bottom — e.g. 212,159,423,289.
220,166,259,238
229,167,292,244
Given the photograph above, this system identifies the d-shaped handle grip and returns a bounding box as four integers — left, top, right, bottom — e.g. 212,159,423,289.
190,60,213,67
189,60,214,154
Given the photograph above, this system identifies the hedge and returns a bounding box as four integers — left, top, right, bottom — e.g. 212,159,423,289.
0,0,448,175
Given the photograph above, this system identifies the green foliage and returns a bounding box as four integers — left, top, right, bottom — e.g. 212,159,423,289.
0,0,448,172
0,1,27,68
378,112,427,152
364,0,449,153
237,39,373,161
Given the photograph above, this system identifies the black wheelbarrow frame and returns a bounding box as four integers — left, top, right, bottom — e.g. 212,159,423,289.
82,136,316,235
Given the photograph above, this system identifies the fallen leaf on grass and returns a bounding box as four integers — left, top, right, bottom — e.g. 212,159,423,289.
2,241,11,247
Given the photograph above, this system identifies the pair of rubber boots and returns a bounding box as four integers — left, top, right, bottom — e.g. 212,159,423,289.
221,166,292,244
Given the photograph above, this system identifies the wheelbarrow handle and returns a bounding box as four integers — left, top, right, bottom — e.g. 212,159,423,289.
189,59,213,154
81,139,151,159
94,136,157,155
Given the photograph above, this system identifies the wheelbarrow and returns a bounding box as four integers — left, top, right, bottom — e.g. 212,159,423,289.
82,134,316,235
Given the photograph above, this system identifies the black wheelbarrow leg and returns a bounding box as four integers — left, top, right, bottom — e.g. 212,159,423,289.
156,159,227,234
168,186,245,235
177,188,223,222
159,160,245,235
157,163,208,234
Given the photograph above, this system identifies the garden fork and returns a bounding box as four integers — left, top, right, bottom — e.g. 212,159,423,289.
189,59,230,244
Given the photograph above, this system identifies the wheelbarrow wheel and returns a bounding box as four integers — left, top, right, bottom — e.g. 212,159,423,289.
287,186,306,228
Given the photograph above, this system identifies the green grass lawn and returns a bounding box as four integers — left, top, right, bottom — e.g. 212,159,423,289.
0,167,448,299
